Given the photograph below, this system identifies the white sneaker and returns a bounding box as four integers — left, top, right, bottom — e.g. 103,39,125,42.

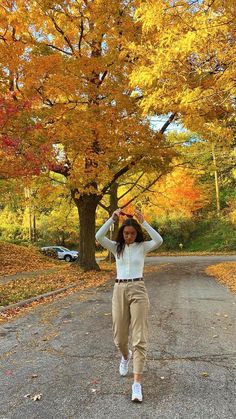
132,382,143,402
119,350,132,376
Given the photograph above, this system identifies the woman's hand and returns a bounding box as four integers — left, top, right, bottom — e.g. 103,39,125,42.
134,209,144,224
112,208,122,221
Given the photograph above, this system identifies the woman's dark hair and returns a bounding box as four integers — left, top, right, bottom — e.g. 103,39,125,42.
116,218,144,258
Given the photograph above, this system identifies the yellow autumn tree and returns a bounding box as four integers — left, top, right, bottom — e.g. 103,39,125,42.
0,0,176,270
130,0,236,144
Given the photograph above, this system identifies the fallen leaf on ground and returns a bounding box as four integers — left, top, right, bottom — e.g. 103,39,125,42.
24,393,42,401
91,380,99,384
0,243,59,276
5,371,13,376
33,394,42,401
206,263,236,293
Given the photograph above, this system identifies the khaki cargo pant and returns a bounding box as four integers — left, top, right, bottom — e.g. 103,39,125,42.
112,280,150,374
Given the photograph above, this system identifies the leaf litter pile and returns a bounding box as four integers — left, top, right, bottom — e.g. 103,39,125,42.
0,242,59,276
0,241,165,321
0,263,113,307
206,262,236,293
0,264,163,307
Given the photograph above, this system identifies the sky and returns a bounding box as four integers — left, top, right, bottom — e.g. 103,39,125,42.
148,114,187,133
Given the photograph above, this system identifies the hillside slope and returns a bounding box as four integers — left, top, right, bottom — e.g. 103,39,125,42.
0,242,59,276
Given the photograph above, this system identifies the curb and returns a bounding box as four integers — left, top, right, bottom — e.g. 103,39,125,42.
0,283,78,313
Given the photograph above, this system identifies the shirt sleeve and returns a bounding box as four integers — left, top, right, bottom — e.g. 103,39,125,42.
142,220,163,254
95,217,117,254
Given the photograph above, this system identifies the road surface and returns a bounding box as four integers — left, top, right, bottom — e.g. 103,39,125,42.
0,256,235,418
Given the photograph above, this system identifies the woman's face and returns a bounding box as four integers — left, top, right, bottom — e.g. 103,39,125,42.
123,226,137,245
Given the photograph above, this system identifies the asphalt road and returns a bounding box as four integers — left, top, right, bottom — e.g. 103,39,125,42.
0,256,236,419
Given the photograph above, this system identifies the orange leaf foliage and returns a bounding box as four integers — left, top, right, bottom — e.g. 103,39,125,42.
0,0,172,193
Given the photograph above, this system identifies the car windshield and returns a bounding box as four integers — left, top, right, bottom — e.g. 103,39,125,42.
58,247,70,251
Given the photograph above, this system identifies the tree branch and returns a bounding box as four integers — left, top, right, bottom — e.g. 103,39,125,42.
100,159,136,196
119,173,165,209
118,172,145,200
98,201,109,211
49,15,74,54
78,17,84,53
100,112,176,196
45,43,73,56
160,113,176,134
97,70,108,87
119,160,191,209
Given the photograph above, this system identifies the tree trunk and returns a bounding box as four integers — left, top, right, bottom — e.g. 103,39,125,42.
212,143,220,217
105,182,119,263
73,193,100,271
24,187,33,241
32,210,37,241
109,182,119,240
28,204,33,241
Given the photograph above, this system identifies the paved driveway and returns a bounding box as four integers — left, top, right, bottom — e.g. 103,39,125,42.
0,257,235,418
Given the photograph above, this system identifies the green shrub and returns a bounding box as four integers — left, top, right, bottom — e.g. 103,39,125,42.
151,216,235,252
152,218,197,250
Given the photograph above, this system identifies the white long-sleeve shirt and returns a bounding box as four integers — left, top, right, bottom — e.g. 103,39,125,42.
95,217,163,279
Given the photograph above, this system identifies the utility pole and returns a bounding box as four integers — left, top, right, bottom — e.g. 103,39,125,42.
24,187,36,241
109,222,114,263
212,143,220,217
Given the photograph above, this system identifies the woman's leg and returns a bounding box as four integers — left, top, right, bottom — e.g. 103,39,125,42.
128,282,149,402
112,283,130,357
134,373,142,383
129,282,150,381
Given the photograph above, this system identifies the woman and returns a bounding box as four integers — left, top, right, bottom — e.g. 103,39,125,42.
95,208,163,402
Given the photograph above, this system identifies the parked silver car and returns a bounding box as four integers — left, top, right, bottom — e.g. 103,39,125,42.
41,246,79,262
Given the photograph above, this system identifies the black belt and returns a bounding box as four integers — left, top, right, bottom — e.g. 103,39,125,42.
115,278,143,283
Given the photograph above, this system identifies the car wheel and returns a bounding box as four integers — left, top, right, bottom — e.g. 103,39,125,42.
64,255,72,262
